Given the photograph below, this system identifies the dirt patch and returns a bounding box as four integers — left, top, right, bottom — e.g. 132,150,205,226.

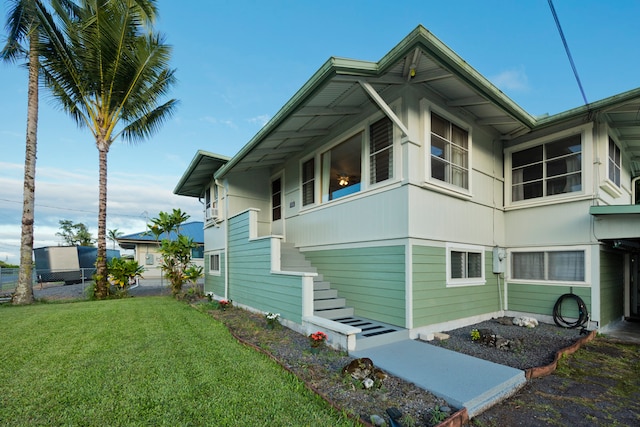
468,339,640,426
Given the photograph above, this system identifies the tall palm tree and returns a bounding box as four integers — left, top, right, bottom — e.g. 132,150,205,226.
1,0,77,304
36,0,176,298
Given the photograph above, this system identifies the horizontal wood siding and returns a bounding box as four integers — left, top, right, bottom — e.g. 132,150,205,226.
203,252,225,296
304,246,406,327
599,250,624,326
412,245,500,327
227,213,303,322
507,283,591,318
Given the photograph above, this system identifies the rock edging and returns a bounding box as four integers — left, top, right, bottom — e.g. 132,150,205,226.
524,329,597,379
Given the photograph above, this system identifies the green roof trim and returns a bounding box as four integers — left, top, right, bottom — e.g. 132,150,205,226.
174,150,230,197
590,205,640,216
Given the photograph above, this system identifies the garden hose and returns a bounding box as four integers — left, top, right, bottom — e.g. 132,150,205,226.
553,293,589,328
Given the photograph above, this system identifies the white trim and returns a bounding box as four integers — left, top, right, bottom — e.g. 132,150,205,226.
421,99,473,196
505,125,592,208
445,242,486,287
208,251,221,276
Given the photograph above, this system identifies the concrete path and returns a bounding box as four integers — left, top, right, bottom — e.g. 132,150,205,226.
352,339,526,417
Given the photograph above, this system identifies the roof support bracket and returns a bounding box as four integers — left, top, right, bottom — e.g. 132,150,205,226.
358,80,415,141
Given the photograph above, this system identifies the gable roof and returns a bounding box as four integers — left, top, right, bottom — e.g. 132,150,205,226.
117,221,204,250
214,25,536,178
174,150,230,198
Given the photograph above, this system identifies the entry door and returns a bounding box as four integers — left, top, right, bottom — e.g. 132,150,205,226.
271,176,283,236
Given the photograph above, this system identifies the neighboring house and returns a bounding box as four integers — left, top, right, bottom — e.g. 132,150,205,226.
174,26,640,351
117,222,204,280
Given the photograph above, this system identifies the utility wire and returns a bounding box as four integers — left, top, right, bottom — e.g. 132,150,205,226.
548,0,588,105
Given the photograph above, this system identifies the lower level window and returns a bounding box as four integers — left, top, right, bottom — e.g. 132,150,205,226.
511,250,585,282
446,244,485,286
209,252,220,274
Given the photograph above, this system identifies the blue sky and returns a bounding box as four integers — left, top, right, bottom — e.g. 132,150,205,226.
1,0,640,264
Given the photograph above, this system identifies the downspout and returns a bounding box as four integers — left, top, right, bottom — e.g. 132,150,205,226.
215,178,230,300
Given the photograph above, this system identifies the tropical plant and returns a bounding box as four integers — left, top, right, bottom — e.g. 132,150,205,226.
107,256,143,297
309,331,328,348
34,0,176,299
147,209,203,296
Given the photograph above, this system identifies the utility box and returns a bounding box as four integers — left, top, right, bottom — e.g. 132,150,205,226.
493,247,506,274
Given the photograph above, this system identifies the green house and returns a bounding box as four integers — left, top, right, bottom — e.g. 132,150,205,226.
175,26,640,351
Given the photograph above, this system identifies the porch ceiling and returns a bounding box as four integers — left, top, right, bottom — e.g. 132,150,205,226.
218,26,535,176
602,98,640,177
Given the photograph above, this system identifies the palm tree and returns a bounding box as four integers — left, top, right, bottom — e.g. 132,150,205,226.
1,0,76,305
36,0,176,298
107,228,123,250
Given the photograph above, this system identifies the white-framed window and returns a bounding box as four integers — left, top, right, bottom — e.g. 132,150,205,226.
446,243,485,287
510,248,586,283
608,136,621,187
301,157,315,206
271,177,282,221
511,134,582,202
205,184,219,221
321,131,363,202
430,112,470,190
208,252,221,275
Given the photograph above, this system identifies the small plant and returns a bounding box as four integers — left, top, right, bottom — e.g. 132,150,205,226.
309,331,328,348
107,257,144,298
218,299,232,310
265,312,281,329
470,328,481,341
428,405,447,425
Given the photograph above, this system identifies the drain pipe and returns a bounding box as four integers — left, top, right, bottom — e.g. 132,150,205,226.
215,178,230,300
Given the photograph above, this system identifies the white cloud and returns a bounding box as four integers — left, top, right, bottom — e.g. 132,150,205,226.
0,161,202,264
201,116,237,129
247,114,270,127
490,66,530,92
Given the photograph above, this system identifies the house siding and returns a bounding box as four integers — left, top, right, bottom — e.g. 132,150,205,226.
304,245,406,327
227,213,303,323
599,249,624,326
412,245,500,328
507,282,591,319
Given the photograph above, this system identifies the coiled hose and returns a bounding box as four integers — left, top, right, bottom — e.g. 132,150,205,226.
553,293,589,328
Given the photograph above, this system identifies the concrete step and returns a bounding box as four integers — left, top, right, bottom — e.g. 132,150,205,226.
314,297,346,310
313,281,331,291
314,307,355,319
314,289,337,299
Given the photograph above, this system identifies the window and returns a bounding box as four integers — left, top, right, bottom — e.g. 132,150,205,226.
302,158,315,206
370,116,393,184
446,244,485,286
191,246,204,259
511,134,582,202
322,132,362,201
209,252,220,274
511,250,585,282
431,113,469,189
608,137,621,187
271,177,281,221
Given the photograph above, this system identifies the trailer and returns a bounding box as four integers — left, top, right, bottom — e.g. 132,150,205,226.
34,246,120,285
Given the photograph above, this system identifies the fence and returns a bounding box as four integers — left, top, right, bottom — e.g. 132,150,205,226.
0,267,96,292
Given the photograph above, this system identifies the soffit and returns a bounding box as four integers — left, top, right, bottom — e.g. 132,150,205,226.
219,28,534,175
602,98,640,176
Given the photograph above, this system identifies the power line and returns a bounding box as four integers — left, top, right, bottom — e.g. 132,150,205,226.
0,198,147,219
548,0,588,105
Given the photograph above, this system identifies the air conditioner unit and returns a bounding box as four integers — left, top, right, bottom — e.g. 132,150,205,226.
205,207,219,221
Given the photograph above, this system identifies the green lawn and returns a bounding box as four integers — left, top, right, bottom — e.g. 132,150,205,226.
0,297,356,426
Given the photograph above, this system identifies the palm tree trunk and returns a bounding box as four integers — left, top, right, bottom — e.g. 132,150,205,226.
95,142,109,299
13,34,39,306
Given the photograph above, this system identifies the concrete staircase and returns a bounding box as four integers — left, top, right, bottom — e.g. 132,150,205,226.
280,242,355,319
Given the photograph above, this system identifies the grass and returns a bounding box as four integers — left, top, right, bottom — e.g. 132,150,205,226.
0,297,357,426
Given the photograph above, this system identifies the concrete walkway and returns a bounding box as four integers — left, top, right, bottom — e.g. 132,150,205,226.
352,339,526,418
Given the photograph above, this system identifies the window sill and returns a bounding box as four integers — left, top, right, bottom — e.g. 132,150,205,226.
600,179,622,198
505,193,591,211
446,279,486,288
506,279,590,287
421,180,472,201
